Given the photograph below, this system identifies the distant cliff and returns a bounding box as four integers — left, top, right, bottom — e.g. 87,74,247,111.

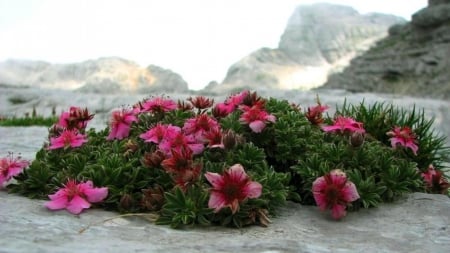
0,57,188,94
204,3,404,94
321,0,450,99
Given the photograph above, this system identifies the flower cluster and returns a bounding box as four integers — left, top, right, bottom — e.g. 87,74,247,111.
4,90,449,227
47,106,93,150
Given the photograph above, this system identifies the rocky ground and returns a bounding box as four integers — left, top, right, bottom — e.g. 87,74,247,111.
0,191,449,253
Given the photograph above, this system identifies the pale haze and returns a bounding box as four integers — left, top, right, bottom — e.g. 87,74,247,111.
0,0,427,90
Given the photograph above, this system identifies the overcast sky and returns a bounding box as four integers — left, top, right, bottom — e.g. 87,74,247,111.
0,0,427,90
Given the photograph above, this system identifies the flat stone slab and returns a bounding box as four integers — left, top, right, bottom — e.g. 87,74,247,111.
1,191,449,252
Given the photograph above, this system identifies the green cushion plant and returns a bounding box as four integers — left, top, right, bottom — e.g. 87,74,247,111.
4,90,449,228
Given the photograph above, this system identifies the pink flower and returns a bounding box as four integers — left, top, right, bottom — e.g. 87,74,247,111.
48,129,88,150
421,165,450,194
203,128,225,149
312,169,360,220
0,153,30,188
140,123,180,144
226,90,249,106
386,126,418,155
212,102,235,118
187,96,214,110
239,104,276,133
140,97,177,113
45,179,108,215
305,104,329,125
205,164,262,214
161,148,202,190
159,132,204,156
182,114,220,142
107,108,138,140
212,91,249,118
57,106,94,130
321,116,365,134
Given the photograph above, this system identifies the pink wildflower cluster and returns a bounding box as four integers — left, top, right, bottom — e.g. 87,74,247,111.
205,164,262,214
421,165,450,194
135,93,274,190
47,106,93,150
312,169,360,220
138,102,222,188
386,126,419,155
0,153,30,188
45,179,108,214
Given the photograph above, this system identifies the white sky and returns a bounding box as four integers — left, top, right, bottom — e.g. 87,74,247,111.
0,0,427,90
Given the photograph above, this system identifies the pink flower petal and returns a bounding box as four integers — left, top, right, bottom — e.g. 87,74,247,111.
249,121,266,133
406,142,419,155
188,143,205,155
266,114,276,123
331,204,347,220
244,181,262,199
312,176,327,192
208,191,226,212
45,194,69,210
66,195,91,214
84,187,109,203
205,172,224,188
341,182,360,202
229,199,240,214
312,192,328,211
321,125,340,132
228,164,247,182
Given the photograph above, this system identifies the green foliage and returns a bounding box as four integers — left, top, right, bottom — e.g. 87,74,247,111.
156,186,212,228
336,101,449,169
8,96,29,105
6,90,450,228
0,115,58,126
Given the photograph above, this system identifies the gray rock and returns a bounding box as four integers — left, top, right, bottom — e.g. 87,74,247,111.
208,3,404,95
411,4,450,27
1,191,449,253
279,3,404,65
429,0,450,6
321,2,450,100
0,57,189,94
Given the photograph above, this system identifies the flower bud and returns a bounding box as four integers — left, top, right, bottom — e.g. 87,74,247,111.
222,130,237,150
124,139,139,154
350,132,365,148
48,124,64,138
141,150,166,168
141,185,165,211
119,193,135,210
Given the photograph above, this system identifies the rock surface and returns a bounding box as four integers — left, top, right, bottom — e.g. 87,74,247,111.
321,0,450,99
1,191,449,253
206,3,404,94
0,57,189,94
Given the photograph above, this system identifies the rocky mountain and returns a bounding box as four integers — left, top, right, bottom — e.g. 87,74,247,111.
321,0,450,99
0,57,189,94
204,3,405,94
